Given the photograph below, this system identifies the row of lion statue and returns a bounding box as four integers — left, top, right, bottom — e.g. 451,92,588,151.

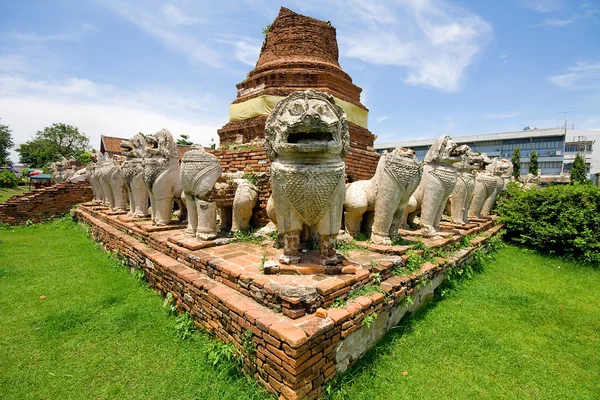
84,90,514,266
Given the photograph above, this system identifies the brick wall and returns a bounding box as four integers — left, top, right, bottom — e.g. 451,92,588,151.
0,182,93,225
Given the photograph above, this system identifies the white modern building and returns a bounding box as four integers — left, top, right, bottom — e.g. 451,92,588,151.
375,127,599,183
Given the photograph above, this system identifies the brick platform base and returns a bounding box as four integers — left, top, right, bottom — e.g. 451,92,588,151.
73,204,502,399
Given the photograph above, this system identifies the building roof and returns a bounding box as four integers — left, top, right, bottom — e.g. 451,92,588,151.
374,127,591,150
100,135,125,155
99,135,194,161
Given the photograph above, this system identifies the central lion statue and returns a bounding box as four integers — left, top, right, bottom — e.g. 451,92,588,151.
406,135,469,234
142,129,186,225
120,134,149,218
265,90,350,265
344,147,422,245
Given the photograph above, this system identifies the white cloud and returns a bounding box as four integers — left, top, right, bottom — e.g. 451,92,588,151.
0,74,226,161
499,53,509,64
375,116,388,123
162,4,201,25
535,15,577,28
333,0,492,92
483,112,520,119
523,0,562,13
97,0,222,68
2,24,97,42
548,61,600,89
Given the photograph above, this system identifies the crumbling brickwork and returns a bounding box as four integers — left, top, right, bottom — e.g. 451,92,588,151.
0,182,92,225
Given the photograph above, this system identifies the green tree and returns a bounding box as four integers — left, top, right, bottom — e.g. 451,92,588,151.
529,150,538,176
511,147,521,179
570,153,588,184
176,134,193,146
0,119,15,165
16,123,90,168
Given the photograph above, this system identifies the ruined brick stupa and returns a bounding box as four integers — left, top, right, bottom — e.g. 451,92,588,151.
217,7,378,179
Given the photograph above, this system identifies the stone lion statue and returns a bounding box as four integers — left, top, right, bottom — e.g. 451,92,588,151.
104,155,128,211
520,172,540,191
265,90,349,265
469,158,512,217
95,152,116,207
143,129,186,225
120,134,149,217
180,145,222,240
86,151,106,203
344,147,422,245
406,135,469,234
448,151,489,225
49,156,77,183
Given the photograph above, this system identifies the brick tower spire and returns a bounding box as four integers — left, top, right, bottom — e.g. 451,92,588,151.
217,7,376,151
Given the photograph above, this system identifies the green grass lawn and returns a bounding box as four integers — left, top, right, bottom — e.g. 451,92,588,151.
1,218,598,399
0,185,30,203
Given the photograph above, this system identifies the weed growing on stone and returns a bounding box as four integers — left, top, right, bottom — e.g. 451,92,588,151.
242,330,256,358
335,240,367,256
361,312,378,328
233,229,263,245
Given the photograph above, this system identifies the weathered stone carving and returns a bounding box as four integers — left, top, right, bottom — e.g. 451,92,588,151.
448,151,489,225
520,173,540,190
120,134,149,218
231,178,259,232
345,147,422,245
95,152,115,207
180,145,221,239
143,129,186,225
406,136,469,233
469,158,512,217
265,90,349,265
49,156,77,183
86,152,104,203
480,159,512,215
105,155,128,211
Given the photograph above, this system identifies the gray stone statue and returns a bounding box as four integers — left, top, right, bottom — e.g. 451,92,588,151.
520,173,540,191
143,129,186,225
344,147,422,245
480,158,512,215
106,155,128,211
96,153,115,207
469,158,512,217
265,90,350,265
49,156,76,183
120,134,149,218
231,178,259,233
180,145,222,239
448,151,488,225
85,153,104,203
406,135,469,234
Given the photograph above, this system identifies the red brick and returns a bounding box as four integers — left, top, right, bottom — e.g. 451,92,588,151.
269,321,308,348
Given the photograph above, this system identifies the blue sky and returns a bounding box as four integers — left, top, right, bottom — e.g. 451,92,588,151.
1,0,599,161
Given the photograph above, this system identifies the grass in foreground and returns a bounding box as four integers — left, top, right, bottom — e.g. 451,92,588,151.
1,219,599,399
0,185,30,203
0,218,269,400
327,245,600,399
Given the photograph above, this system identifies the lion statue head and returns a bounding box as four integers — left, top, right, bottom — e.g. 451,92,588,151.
264,90,350,160
146,129,178,159
121,134,148,159
424,135,469,166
